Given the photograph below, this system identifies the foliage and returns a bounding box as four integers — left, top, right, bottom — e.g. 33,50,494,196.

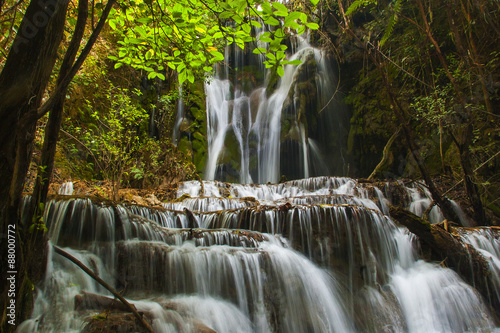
337,0,500,221
126,139,197,188
345,0,376,17
83,87,147,183
107,0,319,84
345,0,402,46
0,0,29,68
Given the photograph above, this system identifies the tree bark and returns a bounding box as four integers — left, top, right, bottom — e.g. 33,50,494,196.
31,0,89,224
368,127,401,180
0,1,70,330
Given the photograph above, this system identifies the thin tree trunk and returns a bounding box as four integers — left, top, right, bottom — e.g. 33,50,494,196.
368,127,401,180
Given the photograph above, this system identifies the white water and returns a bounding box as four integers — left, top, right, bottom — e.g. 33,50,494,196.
19,178,500,332
404,181,470,226
203,36,339,183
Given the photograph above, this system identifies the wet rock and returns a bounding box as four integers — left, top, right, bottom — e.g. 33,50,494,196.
130,195,148,206
81,312,151,333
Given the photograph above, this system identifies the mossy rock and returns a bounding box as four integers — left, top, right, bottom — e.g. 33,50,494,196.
217,129,242,165
194,153,207,174
191,107,205,121
193,131,205,142
178,137,193,156
82,312,151,333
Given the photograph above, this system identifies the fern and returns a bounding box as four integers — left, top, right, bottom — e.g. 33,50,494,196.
345,0,377,17
380,0,403,46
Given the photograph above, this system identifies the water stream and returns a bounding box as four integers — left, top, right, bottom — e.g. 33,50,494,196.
203,35,347,183
19,177,500,332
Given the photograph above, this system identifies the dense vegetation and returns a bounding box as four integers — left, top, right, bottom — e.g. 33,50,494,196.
316,0,500,224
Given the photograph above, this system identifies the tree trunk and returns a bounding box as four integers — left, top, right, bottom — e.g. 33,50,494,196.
0,0,70,330
31,0,89,224
368,127,401,180
457,125,487,225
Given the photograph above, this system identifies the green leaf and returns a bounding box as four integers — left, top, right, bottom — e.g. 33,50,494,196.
299,13,307,23
261,2,273,14
264,16,280,26
209,50,225,62
242,23,251,34
272,2,288,13
114,62,123,69
266,52,276,60
179,70,187,84
136,17,152,24
250,20,262,28
274,28,286,38
220,11,232,19
259,35,273,43
285,59,302,65
310,0,319,5
306,22,319,30
380,0,402,47
177,62,186,72
253,47,267,54
345,0,376,16
277,65,284,77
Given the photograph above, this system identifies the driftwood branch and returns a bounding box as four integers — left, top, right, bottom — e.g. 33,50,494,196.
368,127,401,180
53,245,155,333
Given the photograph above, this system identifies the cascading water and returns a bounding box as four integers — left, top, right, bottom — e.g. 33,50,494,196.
19,177,500,332
203,34,347,183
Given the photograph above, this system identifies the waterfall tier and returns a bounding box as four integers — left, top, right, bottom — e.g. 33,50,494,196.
19,177,499,332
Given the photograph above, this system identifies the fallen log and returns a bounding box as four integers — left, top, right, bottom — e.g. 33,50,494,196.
389,206,500,321
75,291,131,312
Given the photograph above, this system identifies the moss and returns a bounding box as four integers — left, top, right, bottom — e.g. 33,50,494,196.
191,107,205,121
217,129,241,166
178,137,193,157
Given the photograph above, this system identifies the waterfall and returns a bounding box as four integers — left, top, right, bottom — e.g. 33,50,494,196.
19,178,500,332
203,35,346,183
